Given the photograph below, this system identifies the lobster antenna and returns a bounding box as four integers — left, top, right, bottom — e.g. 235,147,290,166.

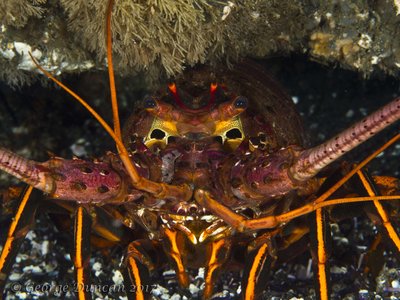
106,0,122,140
290,98,400,181
28,2,192,200
202,82,217,110
168,82,188,110
28,52,141,184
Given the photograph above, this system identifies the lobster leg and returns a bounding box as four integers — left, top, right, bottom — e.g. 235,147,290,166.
72,205,92,300
241,239,275,300
123,240,158,300
357,170,400,251
195,171,399,300
203,238,231,299
54,201,129,245
195,187,400,232
309,208,330,300
0,185,41,298
309,169,400,300
162,228,190,288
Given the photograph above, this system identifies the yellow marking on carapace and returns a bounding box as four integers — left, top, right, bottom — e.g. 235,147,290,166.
245,243,268,300
164,228,188,286
316,208,328,300
0,185,33,271
204,239,225,297
128,257,144,300
144,117,178,149
357,171,400,251
214,117,245,151
74,206,86,300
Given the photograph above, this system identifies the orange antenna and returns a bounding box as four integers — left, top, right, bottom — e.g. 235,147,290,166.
210,82,218,93
168,82,177,94
207,82,218,108
106,0,122,141
168,82,187,109
28,52,141,185
28,0,193,203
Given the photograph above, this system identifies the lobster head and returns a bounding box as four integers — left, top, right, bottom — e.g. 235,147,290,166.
122,62,306,154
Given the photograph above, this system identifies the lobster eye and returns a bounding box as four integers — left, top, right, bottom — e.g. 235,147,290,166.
234,96,248,109
144,97,157,109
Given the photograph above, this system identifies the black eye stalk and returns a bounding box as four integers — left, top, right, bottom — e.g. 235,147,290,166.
144,97,157,109
234,96,248,109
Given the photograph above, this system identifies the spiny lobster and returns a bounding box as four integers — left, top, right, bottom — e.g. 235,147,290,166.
0,1,399,300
